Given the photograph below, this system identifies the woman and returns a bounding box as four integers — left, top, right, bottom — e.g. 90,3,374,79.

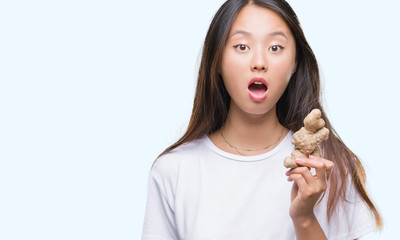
142,0,382,239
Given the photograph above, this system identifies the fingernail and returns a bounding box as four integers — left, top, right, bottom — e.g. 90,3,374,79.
309,155,317,159
295,158,304,163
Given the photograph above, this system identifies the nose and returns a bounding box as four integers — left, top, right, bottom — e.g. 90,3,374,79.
251,50,267,72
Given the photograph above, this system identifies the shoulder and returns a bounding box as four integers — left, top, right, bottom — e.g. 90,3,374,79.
151,136,207,180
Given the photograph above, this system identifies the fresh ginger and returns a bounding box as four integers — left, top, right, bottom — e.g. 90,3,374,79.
284,109,330,168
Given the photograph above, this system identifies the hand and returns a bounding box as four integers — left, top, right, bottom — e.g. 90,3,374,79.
286,155,334,221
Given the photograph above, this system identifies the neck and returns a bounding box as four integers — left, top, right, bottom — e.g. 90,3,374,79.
220,104,286,154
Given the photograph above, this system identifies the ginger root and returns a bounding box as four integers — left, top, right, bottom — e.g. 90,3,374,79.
283,109,330,168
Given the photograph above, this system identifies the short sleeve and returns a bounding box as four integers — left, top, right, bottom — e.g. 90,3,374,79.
327,180,377,240
141,158,179,240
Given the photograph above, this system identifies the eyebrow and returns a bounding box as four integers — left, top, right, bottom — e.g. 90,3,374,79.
229,30,288,40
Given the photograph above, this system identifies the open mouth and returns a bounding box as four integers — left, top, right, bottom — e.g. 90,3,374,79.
248,79,268,101
248,81,268,95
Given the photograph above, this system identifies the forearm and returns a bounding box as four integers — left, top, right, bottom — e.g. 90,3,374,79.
292,214,327,240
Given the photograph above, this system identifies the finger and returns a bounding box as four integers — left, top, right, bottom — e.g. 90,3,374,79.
295,156,334,181
286,166,315,185
309,155,334,180
294,157,333,194
295,157,325,183
287,173,310,193
295,157,323,169
288,165,326,194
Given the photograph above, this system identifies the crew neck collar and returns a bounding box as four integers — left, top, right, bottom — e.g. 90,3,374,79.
204,131,293,162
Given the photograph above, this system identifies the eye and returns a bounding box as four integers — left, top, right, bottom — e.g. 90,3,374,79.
234,44,249,52
269,45,284,53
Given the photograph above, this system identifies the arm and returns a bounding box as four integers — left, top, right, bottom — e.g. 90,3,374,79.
286,155,334,240
291,214,326,240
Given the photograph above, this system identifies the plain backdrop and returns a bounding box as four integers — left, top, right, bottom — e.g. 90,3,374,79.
1,0,399,239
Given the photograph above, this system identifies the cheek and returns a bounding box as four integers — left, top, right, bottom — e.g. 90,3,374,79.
220,53,245,93
273,57,296,82
221,52,246,73
221,71,240,96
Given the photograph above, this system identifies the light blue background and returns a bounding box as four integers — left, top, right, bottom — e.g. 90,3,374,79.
0,0,399,239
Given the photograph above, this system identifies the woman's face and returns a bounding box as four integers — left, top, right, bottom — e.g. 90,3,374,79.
220,4,297,116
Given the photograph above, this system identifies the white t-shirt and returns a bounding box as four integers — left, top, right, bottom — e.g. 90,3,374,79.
142,131,376,240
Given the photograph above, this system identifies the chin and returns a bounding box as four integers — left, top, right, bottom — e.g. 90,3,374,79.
242,104,275,116
229,97,277,117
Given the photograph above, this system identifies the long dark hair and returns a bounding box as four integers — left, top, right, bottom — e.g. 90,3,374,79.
155,0,382,228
